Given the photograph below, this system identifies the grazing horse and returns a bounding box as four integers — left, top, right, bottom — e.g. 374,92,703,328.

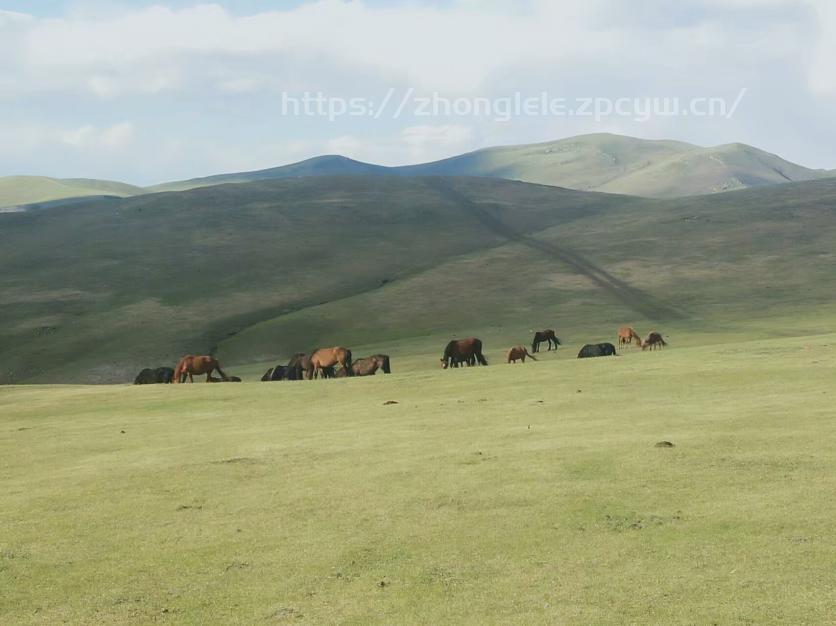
642,331,668,351
307,347,353,379
353,355,391,376
577,343,618,358
507,346,537,363
285,353,312,380
134,367,174,384
173,355,228,383
441,338,488,369
617,326,642,348
531,329,560,353
261,365,288,381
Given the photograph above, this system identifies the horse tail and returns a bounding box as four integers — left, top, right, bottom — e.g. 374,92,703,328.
213,359,229,381
344,349,353,376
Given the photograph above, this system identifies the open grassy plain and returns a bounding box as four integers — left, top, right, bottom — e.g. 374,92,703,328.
2,333,835,624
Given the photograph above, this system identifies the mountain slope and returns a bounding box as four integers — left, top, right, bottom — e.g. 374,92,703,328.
147,155,392,193
150,134,829,198
3,175,836,383
0,176,143,208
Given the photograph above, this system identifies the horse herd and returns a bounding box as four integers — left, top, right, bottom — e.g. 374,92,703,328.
132,326,667,384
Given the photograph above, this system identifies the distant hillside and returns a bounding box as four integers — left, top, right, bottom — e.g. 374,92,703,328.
0,176,143,208
3,174,836,383
148,155,391,193
151,134,830,198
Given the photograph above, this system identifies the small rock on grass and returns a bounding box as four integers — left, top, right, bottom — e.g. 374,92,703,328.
655,441,675,448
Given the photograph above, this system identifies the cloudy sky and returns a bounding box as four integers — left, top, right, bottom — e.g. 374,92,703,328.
2,0,835,184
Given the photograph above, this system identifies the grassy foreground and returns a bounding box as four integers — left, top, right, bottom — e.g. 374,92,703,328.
2,334,835,624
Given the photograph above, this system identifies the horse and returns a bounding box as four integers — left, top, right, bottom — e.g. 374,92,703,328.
352,355,391,376
507,346,537,363
642,331,668,351
307,347,353,379
261,365,288,381
441,338,488,369
531,329,560,353
617,326,642,348
285,353,312,380
577,343,618,358
173,355,228,383
133,367,174,384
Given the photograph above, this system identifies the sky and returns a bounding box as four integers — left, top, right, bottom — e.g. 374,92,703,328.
2,0,836,185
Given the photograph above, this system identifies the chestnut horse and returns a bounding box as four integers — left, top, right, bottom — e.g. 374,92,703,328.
642,331,668,351
334,354,392,377
507,346,537,363
307,347,353,379
617,326,642,348
531,329,560,353
441,338,488,369
173,355,228,383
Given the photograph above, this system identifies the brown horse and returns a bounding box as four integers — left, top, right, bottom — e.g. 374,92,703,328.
507,346,537,363
617,326,642,348
531,329,560,353
307,347,353,379
173,355,228,383
642,331,668,351
352,354,391,376
441,338,488,369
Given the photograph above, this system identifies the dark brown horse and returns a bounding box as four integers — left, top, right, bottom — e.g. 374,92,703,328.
507,346,536,363
441,338,488,369
617,326,642,348
531,329,560,353
642,331,668,351
173,355,228,383
285,353,312,380
348,354,391,376
307,347,353,379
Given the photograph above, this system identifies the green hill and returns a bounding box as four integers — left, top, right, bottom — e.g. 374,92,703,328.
2,175,836,383
0,175,143,209
150,134,830,198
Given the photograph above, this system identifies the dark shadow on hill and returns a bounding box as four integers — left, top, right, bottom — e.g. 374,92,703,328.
426,178,685,321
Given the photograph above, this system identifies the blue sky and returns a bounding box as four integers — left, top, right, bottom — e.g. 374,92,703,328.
2,0,835,185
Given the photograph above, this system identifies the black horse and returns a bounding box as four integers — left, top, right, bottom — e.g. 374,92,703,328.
577,343,617,358
133,367,174,384
531,329,561,353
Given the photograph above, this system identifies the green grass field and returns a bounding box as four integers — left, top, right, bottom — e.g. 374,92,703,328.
3,333,835,624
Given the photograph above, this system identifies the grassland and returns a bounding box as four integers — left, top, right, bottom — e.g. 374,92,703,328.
2,332,835,624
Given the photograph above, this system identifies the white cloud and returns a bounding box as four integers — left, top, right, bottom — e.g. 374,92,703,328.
1,0,836,181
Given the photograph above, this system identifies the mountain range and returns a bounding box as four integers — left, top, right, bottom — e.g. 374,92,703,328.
2,133,832,208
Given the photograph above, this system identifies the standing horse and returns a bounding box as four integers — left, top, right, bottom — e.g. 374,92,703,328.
617,326,642,348
642,331,668,351
531,329,560,353
307,347,353,379
173,355,228,383
507,346,537,363
441,338,488,369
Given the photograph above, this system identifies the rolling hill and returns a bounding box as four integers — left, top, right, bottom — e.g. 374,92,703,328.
3,174,836,383
4,135,831,208
150,134,831,198
0,175,143,209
